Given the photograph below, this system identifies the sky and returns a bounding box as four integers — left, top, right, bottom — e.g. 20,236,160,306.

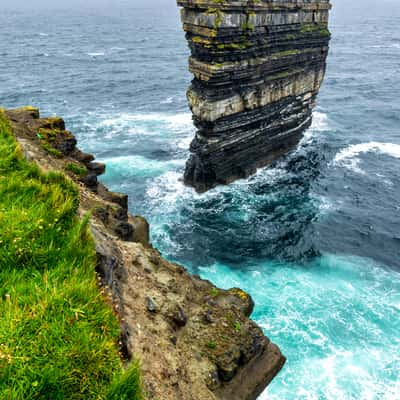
2,0,175,9
2,0,398,10
2,0,399,22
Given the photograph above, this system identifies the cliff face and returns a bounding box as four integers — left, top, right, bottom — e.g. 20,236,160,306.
178,0,331,192
6,107,285,400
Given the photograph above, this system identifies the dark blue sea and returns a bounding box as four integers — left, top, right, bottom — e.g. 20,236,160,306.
1,0,400,398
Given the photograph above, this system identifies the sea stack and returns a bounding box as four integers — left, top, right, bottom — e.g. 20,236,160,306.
177,0,332,192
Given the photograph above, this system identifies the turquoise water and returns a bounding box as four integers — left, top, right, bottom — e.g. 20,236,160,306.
1,0,400,398
96,112,400,399
203,257,400,399
95,110,400,399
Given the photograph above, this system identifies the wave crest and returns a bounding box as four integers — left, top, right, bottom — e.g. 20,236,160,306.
334,142,400,173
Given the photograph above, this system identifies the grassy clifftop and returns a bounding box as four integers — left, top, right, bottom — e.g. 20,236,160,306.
0,110,142,399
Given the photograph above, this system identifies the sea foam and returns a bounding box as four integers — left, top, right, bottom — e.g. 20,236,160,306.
311,111,329,131
100,154,185,179
334,142,400,173
87,52,105,57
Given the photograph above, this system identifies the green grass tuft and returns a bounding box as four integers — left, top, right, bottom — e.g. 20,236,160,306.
0,110,142,400
234,321,241,332
66,162,87,176
41,142,62,158
210,288,219,297
106,361,142,400
206,340,217,349
300,23,331,37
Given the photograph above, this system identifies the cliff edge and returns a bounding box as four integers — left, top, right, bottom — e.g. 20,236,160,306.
5,107,285,400
178,0,332,192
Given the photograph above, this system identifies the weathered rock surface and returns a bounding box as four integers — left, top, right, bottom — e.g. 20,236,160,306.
6,107,285,400
178,0,332,192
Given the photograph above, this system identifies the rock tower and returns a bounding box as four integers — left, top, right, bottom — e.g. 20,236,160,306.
178,0,331,192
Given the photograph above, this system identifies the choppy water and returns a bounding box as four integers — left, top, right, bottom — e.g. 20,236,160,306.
1,0,400,398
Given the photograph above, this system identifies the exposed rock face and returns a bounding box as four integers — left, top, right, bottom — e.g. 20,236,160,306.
6,107,285,400
178,0,332,192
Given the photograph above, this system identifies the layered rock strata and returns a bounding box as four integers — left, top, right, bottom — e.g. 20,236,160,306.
6,107,285,400
178,0,332,192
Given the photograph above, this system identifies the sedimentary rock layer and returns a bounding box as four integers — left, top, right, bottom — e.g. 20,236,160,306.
178,0,331,192
6,107,285,400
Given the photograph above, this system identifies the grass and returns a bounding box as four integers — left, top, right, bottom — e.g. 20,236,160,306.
206,341,217,350
300,23,331,37
65,162,87,176
41,142,62,158
107,363,142,400
0,110,142,400
210,288,219,297
234,321,241,332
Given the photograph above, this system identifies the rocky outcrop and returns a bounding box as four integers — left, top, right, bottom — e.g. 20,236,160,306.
178,0,332,192
6,107,285,400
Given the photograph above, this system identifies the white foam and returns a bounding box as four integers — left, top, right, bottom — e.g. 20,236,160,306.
146,170,191,208
371,43,400,49
88,52,105,57
100,112,191,126
300,111,329,145
162,113,193,127
248,165,288,185
160,96,174,104
333,142,400,173
311,111,329,132
176,135,192,150
97,112,193,139
110,47,126,52
99,155,185,177
315,195,335,214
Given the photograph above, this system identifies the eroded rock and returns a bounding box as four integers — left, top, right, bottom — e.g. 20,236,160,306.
177,0,332,192
6,107,286,400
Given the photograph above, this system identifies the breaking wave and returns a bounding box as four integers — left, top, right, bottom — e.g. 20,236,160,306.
334,142,400,173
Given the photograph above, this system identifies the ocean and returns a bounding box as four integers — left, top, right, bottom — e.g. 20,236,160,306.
1,0,399,398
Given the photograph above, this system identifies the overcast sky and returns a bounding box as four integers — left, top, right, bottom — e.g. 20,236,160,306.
0,0,394,8
2,0,399,15
3,0,175,9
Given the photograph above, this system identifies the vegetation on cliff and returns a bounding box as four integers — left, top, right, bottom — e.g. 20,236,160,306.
0,110,142,399
1,107,285,399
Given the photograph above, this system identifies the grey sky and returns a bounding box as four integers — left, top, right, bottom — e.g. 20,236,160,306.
2,0,399,14
2,0,175,9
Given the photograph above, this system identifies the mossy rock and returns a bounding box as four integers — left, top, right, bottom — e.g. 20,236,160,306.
41,142,62,158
